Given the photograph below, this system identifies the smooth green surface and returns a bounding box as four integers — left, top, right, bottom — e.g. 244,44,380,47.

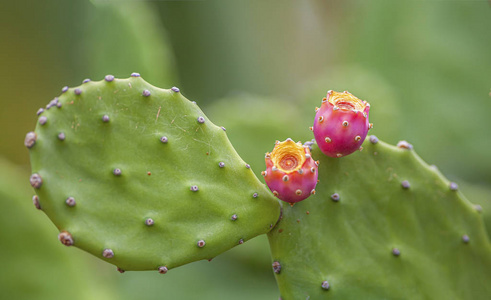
268,140,491,299
0,157,115,300
29,77,280,271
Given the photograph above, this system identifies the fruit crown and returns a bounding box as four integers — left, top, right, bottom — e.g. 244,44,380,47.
270,139,307,174
326,90,368,111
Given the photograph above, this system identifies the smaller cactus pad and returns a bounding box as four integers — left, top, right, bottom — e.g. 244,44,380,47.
268,138,491,299
27,76,280,272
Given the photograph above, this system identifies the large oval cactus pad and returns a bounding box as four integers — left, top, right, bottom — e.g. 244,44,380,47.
28,76,280,272
268,139,491,299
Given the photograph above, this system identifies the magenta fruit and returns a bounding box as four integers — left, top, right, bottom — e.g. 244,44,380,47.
312,90,371,158
263,139,318,205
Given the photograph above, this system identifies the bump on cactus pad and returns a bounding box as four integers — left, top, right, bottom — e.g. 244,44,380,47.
268,138,491,299
27,75,280,272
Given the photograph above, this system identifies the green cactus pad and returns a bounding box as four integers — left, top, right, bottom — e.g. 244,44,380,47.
268,138,491,299
28,76,280,272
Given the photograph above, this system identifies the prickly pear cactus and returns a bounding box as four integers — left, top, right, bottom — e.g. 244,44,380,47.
268,138,491,299
26,75,280,272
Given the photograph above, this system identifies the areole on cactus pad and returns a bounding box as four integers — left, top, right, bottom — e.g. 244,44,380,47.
312,90,372,158
262,139,319,205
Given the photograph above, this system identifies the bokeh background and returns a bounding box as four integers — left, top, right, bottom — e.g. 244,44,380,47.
1,0,490,299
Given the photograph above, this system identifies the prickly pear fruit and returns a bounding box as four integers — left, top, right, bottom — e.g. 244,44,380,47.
263,139,318,204
312,90,371,158
26,75,280,272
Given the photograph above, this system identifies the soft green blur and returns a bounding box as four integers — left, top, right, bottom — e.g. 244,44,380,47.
1,0,490,298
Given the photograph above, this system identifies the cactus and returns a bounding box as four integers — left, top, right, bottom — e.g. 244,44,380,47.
26,75,280,272
312,90,371,158
262,138,318,204
268,138,491,299
25,77,491,299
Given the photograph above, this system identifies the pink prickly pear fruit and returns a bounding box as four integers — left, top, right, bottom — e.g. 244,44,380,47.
262,138,319,206
312,90,372,158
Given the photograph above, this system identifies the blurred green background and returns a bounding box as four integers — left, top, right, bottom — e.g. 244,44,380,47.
1,0,490,299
